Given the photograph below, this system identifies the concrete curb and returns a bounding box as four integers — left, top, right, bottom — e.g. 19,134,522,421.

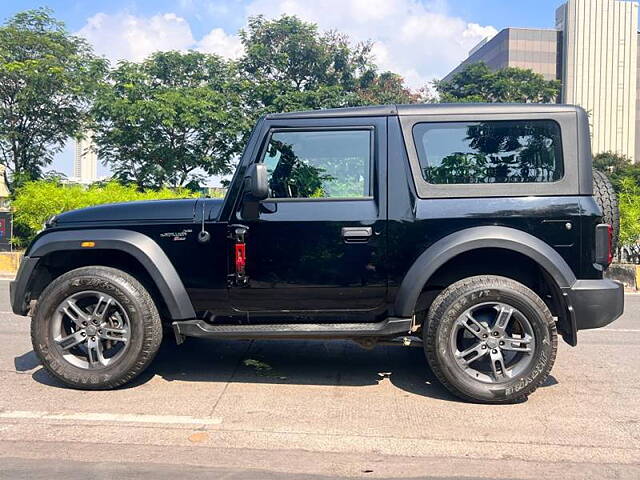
606,263,639,291
0,252,22,278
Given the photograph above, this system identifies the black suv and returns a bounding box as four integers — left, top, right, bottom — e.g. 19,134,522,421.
11,104,624,403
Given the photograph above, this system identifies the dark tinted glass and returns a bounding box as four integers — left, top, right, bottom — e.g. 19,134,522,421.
262,130,371,199
413,120,564,184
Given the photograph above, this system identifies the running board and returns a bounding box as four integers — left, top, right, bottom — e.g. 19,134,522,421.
172,317,412,344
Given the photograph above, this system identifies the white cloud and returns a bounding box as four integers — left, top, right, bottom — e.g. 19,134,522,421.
245,0,497,88
77,12,196,62
197,28,244,58
463,23,499,41
76,0,496,87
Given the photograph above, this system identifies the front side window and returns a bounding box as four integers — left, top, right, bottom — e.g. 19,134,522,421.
413,120,564,185
262,129,372,199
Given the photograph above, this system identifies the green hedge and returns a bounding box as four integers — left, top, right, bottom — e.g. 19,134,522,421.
593,153,640,248
12,180,198,247
617,177,640,247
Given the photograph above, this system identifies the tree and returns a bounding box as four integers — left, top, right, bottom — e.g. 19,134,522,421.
92,51,249,189
240,15,373,93
237,15,418,117
592,152,640,248
593,151,640,192
0,8,106,193
357,71,421,105
434,62,560,104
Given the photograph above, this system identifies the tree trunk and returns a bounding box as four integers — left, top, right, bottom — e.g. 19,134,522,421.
4,168,12,196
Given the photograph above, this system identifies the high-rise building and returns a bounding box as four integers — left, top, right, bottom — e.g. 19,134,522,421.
443,28,562,82
443,0,639,162
557,0,638,161
74,131,98,184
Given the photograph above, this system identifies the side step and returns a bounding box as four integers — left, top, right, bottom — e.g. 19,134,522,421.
172,317,412,344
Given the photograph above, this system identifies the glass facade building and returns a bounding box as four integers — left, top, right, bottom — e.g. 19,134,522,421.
443,28,562,83
443,0,639,162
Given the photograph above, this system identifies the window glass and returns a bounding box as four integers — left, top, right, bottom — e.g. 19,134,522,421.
413,120,563,184
262,130,372,199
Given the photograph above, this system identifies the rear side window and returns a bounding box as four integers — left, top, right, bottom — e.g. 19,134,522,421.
262,129,372,199
412,120,564,185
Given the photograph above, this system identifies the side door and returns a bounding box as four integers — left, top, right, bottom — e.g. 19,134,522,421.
229,116,388,322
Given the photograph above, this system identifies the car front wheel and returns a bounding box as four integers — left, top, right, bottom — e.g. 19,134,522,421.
424,275,557,404
31,266,162,389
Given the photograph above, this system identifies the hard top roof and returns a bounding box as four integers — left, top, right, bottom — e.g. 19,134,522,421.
265,103,581,119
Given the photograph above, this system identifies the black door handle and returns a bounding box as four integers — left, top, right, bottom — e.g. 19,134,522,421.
342,227,372,243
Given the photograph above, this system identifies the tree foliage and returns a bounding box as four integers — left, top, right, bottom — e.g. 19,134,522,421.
0,8,106,192
92,51,249,189
616,177,640,247
593,152,640,248
12,180,197,246
240,15,372,92
90,15,421,192
357,71,421,105
434,62,561,104
593,151,640,190
237,15,419,117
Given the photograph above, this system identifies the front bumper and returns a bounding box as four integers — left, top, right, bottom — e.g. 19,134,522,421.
10,256,39,316
564,279,624,331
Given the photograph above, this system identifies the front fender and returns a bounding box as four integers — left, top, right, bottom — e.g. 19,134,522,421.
393,226,577,318
16,229,195,320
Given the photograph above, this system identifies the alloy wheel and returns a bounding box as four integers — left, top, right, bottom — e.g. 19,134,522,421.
51,291,131,369
450,301,535,383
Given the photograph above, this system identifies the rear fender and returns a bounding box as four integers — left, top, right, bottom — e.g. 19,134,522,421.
394,226,577,318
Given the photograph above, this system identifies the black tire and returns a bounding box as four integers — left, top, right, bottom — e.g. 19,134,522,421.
31,266,162,389
593,169,620,252
424,275,557,404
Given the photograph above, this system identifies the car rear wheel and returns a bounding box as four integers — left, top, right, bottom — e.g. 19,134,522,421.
31,266,162,389
424,275,557,404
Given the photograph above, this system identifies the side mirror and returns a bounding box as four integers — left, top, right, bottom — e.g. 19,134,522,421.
240,163,269,220
244,163,268,201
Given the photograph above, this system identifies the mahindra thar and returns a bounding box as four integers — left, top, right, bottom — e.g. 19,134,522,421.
11,103,624,403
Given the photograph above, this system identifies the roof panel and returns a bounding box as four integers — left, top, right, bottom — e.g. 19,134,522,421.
266,105,397,119
264,103,581,120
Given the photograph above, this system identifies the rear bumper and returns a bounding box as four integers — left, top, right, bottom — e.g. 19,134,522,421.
564,279,624,331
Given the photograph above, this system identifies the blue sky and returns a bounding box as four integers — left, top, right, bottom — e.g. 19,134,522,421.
1,0,566,180
2,1,562,35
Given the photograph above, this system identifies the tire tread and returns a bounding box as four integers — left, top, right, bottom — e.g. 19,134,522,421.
424,275,558,404
593,169,620,252
31,266,162,390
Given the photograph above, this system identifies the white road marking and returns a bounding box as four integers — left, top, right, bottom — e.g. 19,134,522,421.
0,410,222,426
585,328,640,333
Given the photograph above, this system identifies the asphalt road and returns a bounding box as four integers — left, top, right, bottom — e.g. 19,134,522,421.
0,279,638,479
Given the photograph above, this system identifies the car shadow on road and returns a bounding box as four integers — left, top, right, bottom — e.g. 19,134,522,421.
21,337,558,402
150,337,459,401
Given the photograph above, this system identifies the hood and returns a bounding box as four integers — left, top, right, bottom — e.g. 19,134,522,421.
54,199,200,225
